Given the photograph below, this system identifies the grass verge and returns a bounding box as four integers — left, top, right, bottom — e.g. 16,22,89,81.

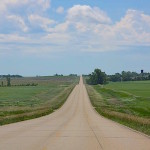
86,84,150,136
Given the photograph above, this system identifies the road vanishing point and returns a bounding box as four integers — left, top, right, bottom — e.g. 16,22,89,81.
0,77,150,150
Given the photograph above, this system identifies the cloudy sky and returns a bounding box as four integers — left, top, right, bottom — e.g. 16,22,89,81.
0,0,150,76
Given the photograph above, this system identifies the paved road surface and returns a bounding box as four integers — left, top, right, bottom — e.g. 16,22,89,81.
0,77,150,150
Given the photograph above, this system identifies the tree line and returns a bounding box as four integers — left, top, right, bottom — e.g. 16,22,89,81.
0,75,38,87
108,71,150,82
86,69,150,85
0,75,22,78
0,75,22,87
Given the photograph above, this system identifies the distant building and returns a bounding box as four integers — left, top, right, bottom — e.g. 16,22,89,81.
141,70,144,74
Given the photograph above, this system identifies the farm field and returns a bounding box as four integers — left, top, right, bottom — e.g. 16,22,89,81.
0,76,79,125
105,81,150,98
86,81,150,135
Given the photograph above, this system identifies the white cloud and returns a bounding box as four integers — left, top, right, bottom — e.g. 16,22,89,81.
0,0,50,13
43,33,70,44
36,0,50,11
56,6,64,14
0,34,26,43
51,5,112,33
110,9,150,46
0,0,51,33
7,15,28,32
56,5,111,34
49,21,70,33
67,5,111,24
65,7,150,51
0,0,28,12
1,4,150,54
64,7,150,51
28,14,55,32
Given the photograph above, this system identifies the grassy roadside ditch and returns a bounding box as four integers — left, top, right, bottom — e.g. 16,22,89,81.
86,84,150,136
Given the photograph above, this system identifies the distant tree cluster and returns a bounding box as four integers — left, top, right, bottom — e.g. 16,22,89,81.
14,83,38,86
108,71,150,82
54,74,63,76
69,74,78,77
0,75,12,87
0,74,38,87
0,74,22,87
86,69,107,85
0,82,38,87
0,75,22,78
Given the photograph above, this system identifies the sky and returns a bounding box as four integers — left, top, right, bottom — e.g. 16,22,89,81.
0,0,150,76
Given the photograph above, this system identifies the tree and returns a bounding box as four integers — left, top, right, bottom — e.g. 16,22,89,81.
109,73,122,82
148,75,150,80
87,69,107,85
6,75,11,87
121,71,135,81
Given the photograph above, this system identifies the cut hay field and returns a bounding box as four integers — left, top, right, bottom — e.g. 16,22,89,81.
86,81,150,135
0,76,79,125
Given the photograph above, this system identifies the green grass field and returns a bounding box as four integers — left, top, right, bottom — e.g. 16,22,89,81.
0,76,79,125
86,80,150,135
105,81,150,98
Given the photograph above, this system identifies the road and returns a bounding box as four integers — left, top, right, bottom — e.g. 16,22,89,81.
0,77,150,150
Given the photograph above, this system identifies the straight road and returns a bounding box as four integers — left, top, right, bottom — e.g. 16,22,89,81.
0,77,150,150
